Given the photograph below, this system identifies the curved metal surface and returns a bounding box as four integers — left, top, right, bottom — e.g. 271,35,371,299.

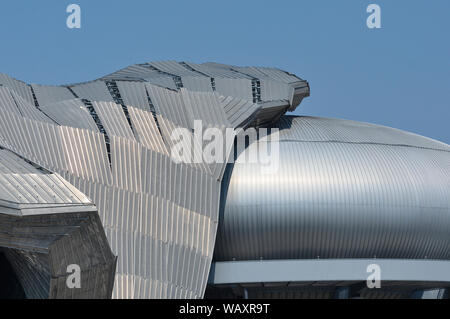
215,116,450,261
0,62,309,298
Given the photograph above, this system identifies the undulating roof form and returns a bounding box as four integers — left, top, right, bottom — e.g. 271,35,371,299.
1,61,449,299
0,61,310,298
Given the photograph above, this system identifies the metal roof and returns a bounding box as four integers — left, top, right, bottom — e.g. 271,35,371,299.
215,115,450,262
1,61,450,299
0,147,92,214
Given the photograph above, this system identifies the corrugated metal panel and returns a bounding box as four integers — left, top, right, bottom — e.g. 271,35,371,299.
215,116,450,261
193,62,251,79
59,125,112,185
116,81,151,112
218,95,260,127
0,62,316,300
91,101,135,140
181,89,229,127
30,84,74,105
39,99,100,132
0,108,220,299
0,111,65,171
144,76,177,90
70,81,115,102
156,115,211,175
128,106,168,155
181,76,213,92
63,173,111,226
0,111,33,165
62,168,218,299
255,66,302,83
0,87,54,123
214,78,253,101
149,61,199,77
138,193,212,255
230,66,271,80
277,116,450,151
146,84,192,128
111,136,142,193
140,146,220,219
0,86,21,115
0,148,90,205
26,119,66,171
0,135,13,150
179,89,233,180
201,125,233,181
10,90,54,124
0,111,32,164
0,73,34,105
102,65,156,81
260,79,293,102
253,101,289,127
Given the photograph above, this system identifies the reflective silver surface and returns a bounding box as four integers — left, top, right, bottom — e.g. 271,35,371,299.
216,116,450,261
0,61,308,298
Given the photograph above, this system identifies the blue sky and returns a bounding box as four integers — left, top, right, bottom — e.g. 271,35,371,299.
0,0,449,143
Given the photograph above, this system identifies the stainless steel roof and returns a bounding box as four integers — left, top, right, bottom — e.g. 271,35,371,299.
0,73,34,105
0,62,310,299
0,147,92,214
31,84,74,105
39,99,100,132
215,115,450,261
71,81,115,102
96,61,310,124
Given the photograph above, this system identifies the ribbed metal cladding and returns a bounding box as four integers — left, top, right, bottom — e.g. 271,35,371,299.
0,146,116,299
0,73,34,105
70,81,115,102
0,149,89,205
10,91,52,123
215,116,450,261
0,61,311,299
30,84,74,105
181,76,213,93
0,87,54,124
218,95,260,128
91,101,135,140
148,61,199,77
0,87,21,115
127,106,168,155
116,81,152,112
147,84,192,129
98,60,310,127
39,99,100,132
101,65,154,81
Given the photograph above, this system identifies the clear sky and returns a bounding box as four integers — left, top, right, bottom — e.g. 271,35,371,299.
0,0,449,143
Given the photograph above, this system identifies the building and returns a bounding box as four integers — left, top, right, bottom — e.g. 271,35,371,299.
0,61,449,299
